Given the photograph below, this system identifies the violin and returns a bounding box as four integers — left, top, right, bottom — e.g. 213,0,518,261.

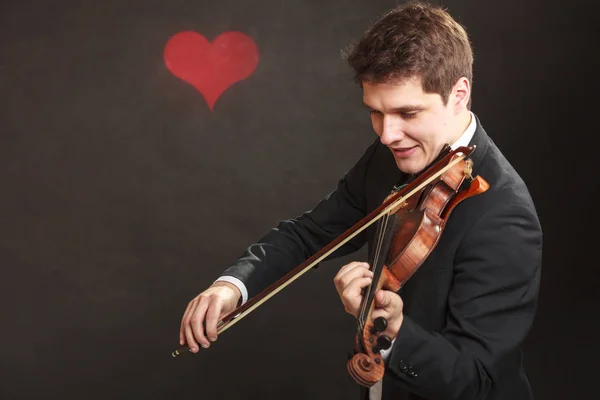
172,144,489,387
346,144,489,387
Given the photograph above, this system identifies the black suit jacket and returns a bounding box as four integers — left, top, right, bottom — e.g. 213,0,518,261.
221,114,543,400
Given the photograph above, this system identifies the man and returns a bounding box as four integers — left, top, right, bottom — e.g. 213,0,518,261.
179,2,542,399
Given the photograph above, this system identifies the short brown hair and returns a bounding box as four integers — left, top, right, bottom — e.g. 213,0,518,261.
344,1,473,108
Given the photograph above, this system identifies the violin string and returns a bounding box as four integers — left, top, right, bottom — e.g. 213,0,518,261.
361,214,389,330
359,217,379,329
359,211,389,330
358,217,382,331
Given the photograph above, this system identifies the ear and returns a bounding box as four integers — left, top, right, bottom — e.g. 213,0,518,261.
451,77,471,113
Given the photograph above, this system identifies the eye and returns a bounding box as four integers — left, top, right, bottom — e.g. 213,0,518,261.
369,109,382,116
401,112,418,119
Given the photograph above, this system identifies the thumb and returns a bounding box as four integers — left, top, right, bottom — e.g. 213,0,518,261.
375,290,393,310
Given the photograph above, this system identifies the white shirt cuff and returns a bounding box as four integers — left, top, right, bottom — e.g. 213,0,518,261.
379,338,395,361
214,276,248,305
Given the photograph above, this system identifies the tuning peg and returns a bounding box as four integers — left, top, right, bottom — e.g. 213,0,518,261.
372,335,392,354
370,317,387,334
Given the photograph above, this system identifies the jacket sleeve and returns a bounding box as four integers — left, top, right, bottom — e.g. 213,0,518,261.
385,199,543,400
219,139,381,299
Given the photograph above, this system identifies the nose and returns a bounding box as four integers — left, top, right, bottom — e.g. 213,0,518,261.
379,115,405,146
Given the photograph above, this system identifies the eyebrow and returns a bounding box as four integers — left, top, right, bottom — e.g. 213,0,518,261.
362,102,424,113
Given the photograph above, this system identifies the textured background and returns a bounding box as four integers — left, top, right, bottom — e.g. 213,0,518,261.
1,0,597,399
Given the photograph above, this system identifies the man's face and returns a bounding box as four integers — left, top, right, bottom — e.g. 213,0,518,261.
363,76,465,175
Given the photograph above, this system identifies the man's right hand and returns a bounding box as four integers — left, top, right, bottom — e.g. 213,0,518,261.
180,281,241,352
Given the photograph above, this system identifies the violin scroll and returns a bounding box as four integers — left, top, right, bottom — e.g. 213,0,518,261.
347,352,384,387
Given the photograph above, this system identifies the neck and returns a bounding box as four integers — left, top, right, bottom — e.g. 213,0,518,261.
448,110,472,147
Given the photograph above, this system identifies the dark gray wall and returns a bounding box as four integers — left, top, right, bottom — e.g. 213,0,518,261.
1,0,597,399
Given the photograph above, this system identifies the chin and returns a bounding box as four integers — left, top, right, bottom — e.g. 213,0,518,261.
395,160,425,175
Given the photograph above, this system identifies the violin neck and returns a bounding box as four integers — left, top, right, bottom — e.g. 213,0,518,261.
358,214,398,327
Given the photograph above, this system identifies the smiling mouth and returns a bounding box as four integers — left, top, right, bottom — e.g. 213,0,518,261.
391,146,418,158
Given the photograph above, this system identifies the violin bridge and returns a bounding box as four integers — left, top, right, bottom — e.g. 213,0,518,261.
463,159,474,180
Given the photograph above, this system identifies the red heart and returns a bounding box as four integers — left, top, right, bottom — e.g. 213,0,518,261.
164,31,259,111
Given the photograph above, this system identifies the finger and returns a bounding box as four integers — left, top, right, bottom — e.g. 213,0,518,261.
341,276,373,316
334,262,372,293
191,298,212,348
335,268,373,298
183,300,201,352
374,290,403,313
336,261,371,278
204,297,223,342
180,299,195,345
375,290,390,308
187,298,210,350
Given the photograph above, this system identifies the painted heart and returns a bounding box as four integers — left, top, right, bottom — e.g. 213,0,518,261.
164,31,259,111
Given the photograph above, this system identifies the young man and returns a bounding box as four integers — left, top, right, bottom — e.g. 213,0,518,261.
179,2,542,399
